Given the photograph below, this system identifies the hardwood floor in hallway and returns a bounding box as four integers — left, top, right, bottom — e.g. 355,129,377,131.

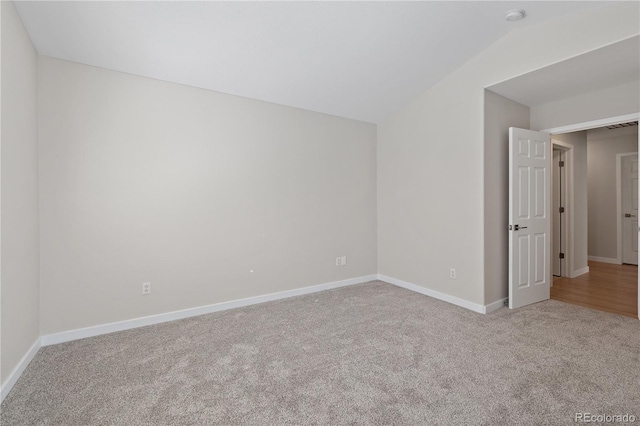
551,261,638,319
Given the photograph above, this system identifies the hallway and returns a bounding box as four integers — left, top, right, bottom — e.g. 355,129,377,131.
551,261,638,318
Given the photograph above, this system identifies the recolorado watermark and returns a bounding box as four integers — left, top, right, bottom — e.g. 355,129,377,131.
575,413,637,423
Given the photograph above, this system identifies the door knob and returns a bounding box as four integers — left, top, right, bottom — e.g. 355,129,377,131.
509,224,528,231
625,213,636,217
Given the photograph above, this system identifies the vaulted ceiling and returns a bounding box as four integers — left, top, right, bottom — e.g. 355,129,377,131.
15,1,614,123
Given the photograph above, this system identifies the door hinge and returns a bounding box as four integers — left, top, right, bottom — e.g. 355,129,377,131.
559,161,565,167
559,207,565,213
559,253,565,259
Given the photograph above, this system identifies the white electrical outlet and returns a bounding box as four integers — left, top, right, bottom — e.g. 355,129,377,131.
341,256,347,266
142,282,151,295
336,257,342,266
449,269,456,279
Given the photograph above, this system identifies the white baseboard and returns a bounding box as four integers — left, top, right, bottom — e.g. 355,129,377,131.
588,256,620,265
484,297,508,314
572,267,590,277
377,274,498,314
1,338,41,402
41,274,378,347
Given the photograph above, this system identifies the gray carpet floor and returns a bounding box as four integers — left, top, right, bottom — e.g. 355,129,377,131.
1,281,639,425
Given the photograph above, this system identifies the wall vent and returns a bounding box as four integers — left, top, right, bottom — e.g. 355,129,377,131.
605,121,638,130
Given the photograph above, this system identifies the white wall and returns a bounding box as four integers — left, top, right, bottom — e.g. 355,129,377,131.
587,126,639,260
483,90,530,304
531,81,640,131
377,1,639,306
1,1,40,384
38,57,377,335
552,131,589,276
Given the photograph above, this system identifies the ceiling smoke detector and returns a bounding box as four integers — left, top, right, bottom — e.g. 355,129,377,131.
505,9,526,22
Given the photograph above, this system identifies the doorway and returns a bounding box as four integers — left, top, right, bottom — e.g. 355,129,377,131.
547,120,639,318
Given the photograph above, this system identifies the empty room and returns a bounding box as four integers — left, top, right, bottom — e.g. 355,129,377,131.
1,1,639,425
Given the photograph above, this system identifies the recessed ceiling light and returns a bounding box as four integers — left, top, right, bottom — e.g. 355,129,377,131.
505,9,526,22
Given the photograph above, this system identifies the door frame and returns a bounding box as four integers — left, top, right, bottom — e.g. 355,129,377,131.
617,152,638,265
551,142,573,277
542,112,640,320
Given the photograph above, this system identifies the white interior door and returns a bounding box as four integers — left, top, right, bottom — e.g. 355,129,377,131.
509,127,551,309
622,154,638,265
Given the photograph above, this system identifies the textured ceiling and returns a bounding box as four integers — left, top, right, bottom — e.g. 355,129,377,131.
16,1,614,123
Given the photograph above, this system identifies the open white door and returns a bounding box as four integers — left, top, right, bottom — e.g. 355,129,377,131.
509,128,551,309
